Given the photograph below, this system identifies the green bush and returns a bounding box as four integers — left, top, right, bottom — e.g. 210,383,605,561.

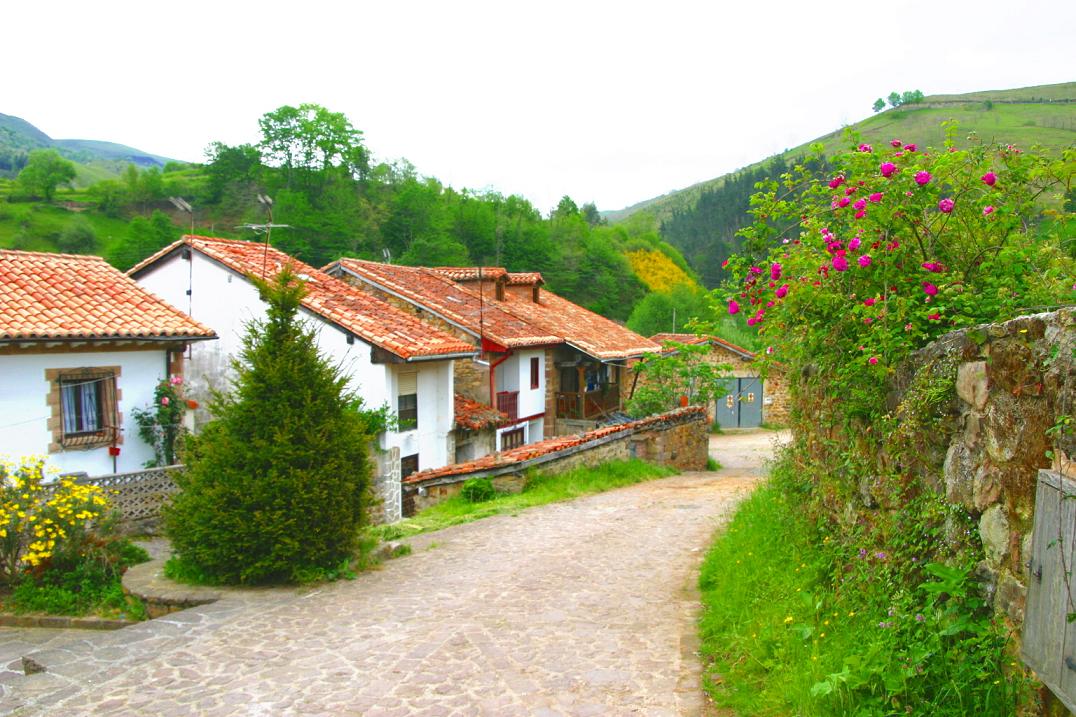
164,268,375,584
460,477,495,503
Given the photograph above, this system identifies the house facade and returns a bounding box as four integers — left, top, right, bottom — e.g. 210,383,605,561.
128,236,475,522
0,250,216,476
324,260,661,452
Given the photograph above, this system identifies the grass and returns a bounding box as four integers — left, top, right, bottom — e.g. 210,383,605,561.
371,459,677,541
706,456,721,471
697,462,1022,716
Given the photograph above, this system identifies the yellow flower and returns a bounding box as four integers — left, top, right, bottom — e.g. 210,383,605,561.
784,616,794,624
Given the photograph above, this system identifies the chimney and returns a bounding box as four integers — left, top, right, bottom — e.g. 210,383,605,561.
495,276,506,301
532,285,540,303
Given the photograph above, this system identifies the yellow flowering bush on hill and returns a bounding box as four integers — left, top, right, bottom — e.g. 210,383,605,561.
626,249,696,293
0,456,109,585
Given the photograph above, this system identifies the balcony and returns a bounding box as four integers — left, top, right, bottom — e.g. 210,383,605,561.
555,384,620,420
496,390,519,421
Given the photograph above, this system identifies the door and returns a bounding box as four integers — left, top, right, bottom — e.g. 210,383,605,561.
714,377,764,429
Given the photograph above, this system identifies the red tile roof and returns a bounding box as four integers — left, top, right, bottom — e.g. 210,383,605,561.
650,333,756,359
0,250,216,342
128,237,474,361
405,406,706,484
454,394,508,431
326,259,559,350
429,267,507,282
331,260,659,360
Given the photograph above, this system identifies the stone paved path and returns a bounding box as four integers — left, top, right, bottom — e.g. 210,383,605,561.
0,430,786,717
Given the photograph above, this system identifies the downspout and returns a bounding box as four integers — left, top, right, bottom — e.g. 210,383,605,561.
489,350,512,407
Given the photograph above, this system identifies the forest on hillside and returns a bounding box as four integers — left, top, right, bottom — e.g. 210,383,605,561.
0,104,742,342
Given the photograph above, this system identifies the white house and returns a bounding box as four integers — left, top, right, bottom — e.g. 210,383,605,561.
128,236,475,521
0,250,216,476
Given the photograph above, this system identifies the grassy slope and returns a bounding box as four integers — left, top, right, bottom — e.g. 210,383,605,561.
607,82,1076,224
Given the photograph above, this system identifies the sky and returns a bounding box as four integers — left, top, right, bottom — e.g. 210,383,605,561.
5,0,1074,214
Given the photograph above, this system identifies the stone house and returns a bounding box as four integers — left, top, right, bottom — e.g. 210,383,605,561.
323,259,661,456
0,249,216,475
649,333,789,428
128,236,475,522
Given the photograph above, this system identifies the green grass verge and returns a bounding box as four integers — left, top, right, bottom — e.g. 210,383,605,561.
372,459,677,541
697,464,1025,716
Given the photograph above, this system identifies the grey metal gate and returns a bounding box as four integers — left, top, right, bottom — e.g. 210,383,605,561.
714,377,763,429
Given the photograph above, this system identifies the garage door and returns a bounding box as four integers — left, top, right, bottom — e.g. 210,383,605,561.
714,377,763,429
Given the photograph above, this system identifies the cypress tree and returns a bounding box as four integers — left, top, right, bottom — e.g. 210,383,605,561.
165,267,372,584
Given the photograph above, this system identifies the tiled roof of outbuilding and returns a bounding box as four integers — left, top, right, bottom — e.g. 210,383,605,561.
649,333,756,359
128,237,474,361
454,394,508,431
0,249,215,342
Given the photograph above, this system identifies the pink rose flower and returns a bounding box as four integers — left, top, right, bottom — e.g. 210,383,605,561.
845,186,857,196
868,192,883,203
928,312,941,321
879,162,897,178
858,255,872,268
848,236,861,251
169,375,183,386
161,397,171,406
921,262,945,273
983,205,995,216
922,282,938,296
905,144,917,152
868,356,879,365
828,176,845,189
938,198,955,213
981,171,997,186
746,317,757,327
858,143,873,153
855,209,867,219
770,262,782,280
775,284,789,299
853,198,867,210
915,171,932,185
863,297,876,307
838,196,851,208
832,255,849,272
728,300,740,315
890,139,902,147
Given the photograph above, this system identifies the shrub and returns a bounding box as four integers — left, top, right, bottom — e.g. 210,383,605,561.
164,268,375,584
132,375,192,467
460,478,495,503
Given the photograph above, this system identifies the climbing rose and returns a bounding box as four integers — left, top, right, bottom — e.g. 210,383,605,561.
905,144,917,152
915,171,932,185
868,356,879,365
838,196,851,208
868,192,883,203
169,375,183,386
921,262,945,272
922,282,938,296
879,162,897,178
746,317,757,326
938,197,955,213
828,176,845,189
858,143,873,153
890,139,902,147
928,312,941,320
853,198,867,210
983,205,995,216
848,236,861,251
981,171,997,186
728,300,740,315
775,284,789,299
858,255,872,268
748,265,762,275
832,255,849,272
855,209,867,219
770,262,782,280
161,397,171,406
863,297,876,307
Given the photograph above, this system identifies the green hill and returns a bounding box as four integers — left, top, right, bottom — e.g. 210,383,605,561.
605,82,1075,226
0,112,179,183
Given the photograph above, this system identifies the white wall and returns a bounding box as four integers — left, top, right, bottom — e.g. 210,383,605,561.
134,251,454,476
0,349,164,476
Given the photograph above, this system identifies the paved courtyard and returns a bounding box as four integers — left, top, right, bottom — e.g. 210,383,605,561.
0,430,785,716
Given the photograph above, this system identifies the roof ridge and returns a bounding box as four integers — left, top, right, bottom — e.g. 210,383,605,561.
0,249,107,262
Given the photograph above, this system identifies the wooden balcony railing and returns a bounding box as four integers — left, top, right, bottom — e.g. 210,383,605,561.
496,390,519,421
555,384,620,419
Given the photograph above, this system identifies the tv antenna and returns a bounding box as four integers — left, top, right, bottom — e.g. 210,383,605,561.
168,196,194,235
236,195,289,278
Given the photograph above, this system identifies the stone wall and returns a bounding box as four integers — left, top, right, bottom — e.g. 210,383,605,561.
406,406,709,513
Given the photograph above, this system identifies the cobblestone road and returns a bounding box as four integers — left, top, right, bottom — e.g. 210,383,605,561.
1,431,785,717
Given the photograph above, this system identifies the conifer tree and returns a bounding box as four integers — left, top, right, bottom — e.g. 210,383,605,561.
165,267,373,584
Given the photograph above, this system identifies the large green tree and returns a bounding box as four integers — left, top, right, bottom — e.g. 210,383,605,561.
165,269,374,584
16,149,76,201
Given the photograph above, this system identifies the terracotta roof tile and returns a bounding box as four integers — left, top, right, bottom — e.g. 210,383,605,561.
129,237,474,361
406,406,705,484
454,394,509,431
0,250,215,342
327,259,559,349
429,266,507,282
650,333,757,359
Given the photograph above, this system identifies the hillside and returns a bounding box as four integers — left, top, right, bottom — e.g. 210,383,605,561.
0,112,178,183
605,82,1075,226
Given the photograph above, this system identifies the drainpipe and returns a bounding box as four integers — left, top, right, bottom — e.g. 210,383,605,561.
489,351,512,407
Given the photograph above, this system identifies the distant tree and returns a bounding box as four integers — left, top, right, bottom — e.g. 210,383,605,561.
56,218,98,253
203,142,262,204
872,98,886,113
901,89,924,105
580,202,605,227
626,341,730,418
887,91,902,108
258,103,369,187
16,149,76,201
551,195,579,219
400,234,470,266
164,268,374,584
88,179,125,217
627,284,714,337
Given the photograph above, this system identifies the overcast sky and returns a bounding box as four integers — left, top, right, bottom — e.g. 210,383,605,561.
6,0,1074,213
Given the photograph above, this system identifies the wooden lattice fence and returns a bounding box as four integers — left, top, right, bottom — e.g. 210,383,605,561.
49,465,183,533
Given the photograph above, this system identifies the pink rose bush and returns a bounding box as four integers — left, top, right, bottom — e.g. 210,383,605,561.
719,127,1073,413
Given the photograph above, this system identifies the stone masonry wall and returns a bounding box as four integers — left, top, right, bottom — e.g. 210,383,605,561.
408,407,709,513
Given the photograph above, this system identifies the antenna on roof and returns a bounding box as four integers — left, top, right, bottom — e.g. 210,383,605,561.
235,194,289,279
168,197,194,235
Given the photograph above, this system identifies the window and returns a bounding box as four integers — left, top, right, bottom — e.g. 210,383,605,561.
46,368,119,451
501,427,525,451
397,371,418,430
530,356,540,390
400,454,419,480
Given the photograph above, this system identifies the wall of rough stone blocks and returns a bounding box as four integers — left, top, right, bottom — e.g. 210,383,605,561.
409,408,709,513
